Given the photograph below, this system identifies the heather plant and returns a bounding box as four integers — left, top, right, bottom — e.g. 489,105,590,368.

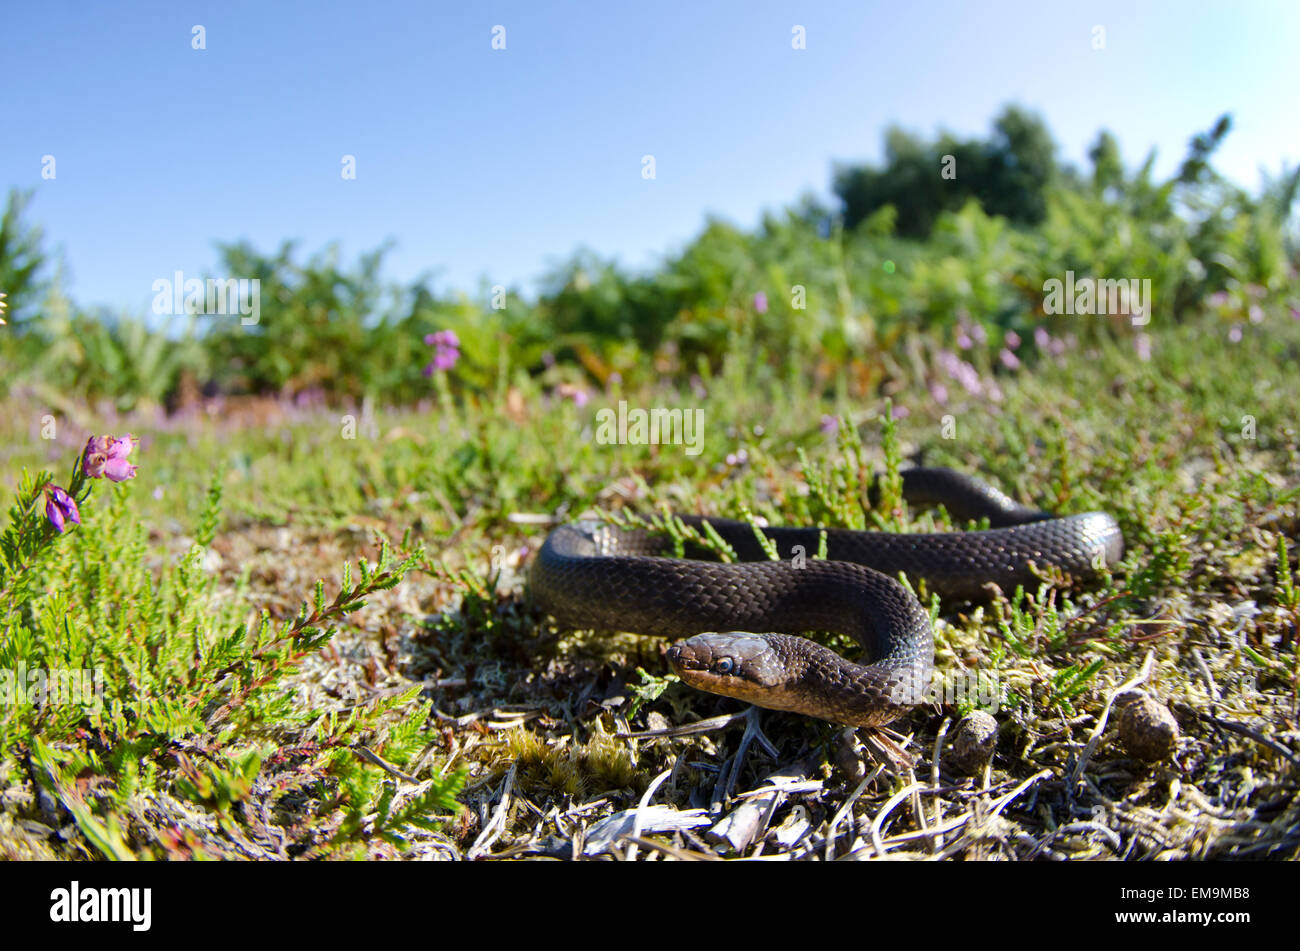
0,435,464,858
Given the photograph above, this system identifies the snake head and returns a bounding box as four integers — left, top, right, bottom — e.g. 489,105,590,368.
665,633,791,702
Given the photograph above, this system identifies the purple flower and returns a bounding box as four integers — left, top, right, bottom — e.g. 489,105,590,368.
820,414,839,437
425,330,459,349
44,485,81,532
1228,325,1242,343
423,329,460,374
83,434,139,482
999,348,1020,370
1134,333,1152,362
1004,330,1020,350
970,323,987,345
928,381,948,404
1207,291,1230,309
956,331,973,350
556,383,589,407
1034,326,1051,349
890,404,909,420
753,292,768,314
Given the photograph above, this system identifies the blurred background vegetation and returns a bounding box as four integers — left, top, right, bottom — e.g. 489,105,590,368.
2,106,1297,414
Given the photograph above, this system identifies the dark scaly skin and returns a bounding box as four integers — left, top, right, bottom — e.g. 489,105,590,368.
530,468,1124,727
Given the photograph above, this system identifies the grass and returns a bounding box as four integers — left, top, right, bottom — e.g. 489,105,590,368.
0,303,1297,860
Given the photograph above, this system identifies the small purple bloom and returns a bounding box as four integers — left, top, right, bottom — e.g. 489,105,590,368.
44,484,81,532
928,381,948,404
820,414,839,437
1228,325,1242,343
83,434,139,482
956,331,972,350
970,323,987,344
999,348,1020,370
891,404,909,420
753,292,768,314
1034,327,1051,349
556,383,589,407
1004,330,1020,350
424,329,461,374
1134,333,1152,362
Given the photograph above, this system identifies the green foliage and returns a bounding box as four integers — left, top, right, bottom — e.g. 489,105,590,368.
0,442,461,858
0,189,48,328
2,109,1295,414
834,105,1059,237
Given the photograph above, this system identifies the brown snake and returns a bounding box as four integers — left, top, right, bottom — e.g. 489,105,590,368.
530,468,1124,727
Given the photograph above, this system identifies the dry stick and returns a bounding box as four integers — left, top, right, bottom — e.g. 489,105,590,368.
467,763,516,859
825,767,882,861
870,780,926,857
1182,706,1300,767
1069,650,1156,789
623,767,673,862
623,835,721,861
928,717,952,854
352,745,419,784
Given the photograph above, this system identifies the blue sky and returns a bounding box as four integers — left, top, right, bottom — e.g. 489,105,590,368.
5,0,1298,317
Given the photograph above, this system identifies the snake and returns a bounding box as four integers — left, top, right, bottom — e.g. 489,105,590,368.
530,468,1124,727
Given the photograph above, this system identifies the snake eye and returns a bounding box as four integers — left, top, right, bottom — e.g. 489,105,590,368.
713,657,735,675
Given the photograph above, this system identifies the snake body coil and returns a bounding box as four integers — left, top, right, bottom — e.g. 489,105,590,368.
531,468,1123,727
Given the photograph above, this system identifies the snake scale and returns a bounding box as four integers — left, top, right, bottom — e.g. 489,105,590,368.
530,468,1124,727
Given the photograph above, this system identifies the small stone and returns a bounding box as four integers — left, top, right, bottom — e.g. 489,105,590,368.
1115,691,1179,762
946,711,999,774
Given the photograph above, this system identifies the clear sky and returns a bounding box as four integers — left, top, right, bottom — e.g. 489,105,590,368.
5,0,1298,317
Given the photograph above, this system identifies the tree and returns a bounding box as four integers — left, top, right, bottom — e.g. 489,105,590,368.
0,190,50,327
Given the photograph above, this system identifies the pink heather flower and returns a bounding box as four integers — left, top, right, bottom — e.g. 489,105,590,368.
424,330,459,349
1207,291,1230,308
820,414,839,437
956,331,973,350
1034,326,1051,349
1134,333,1152,361
1248,304,1264,324
970,323,987,344
556,383,590,407
44,485,81,532
999,348,1020,370
1228,325,1242,343
1289,304,1300,321
928,381,948,404
83,434,139,482
1004,330,1020,350
987,384,1004,403
753,292,768,314
423,329,460,374
891,404,909,419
